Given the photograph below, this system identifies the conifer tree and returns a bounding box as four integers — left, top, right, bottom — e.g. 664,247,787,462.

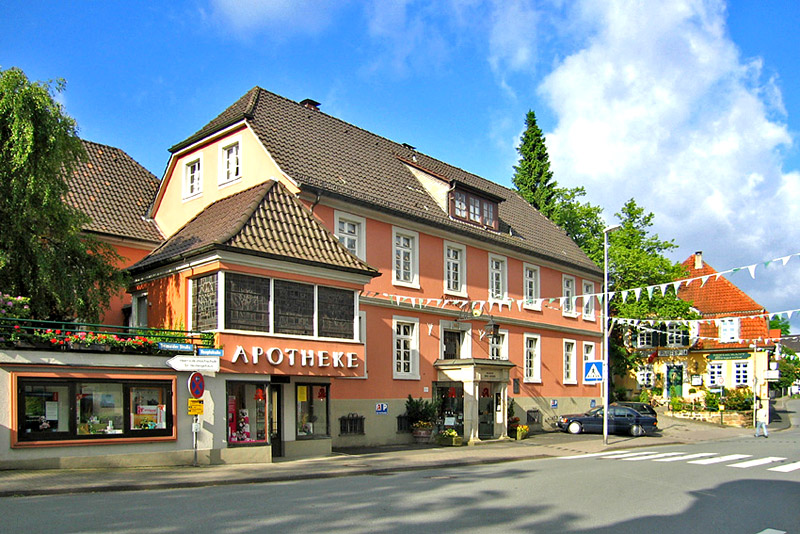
512,110,559,218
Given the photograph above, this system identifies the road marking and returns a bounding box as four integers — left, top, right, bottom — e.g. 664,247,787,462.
622,452,686,461
688,454,751,465
728,457,786,469
599,451,662,459
768,461,800,473
756,529,786,534
559,451,631,459
653,453,717,462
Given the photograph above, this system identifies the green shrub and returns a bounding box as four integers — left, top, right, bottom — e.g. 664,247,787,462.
405,395,440,426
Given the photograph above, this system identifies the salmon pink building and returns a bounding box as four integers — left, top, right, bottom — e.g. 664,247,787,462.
1,88,604,467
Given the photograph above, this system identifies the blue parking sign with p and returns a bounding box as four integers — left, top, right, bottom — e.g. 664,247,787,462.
584,360,603,384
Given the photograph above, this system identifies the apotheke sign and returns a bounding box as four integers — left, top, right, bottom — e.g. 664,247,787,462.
230,346,359,369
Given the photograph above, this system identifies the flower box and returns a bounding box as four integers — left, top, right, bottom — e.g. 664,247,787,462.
436,435,463,447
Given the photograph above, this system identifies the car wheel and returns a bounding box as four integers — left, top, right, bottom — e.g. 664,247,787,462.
567,421,582,434
630,424,644,437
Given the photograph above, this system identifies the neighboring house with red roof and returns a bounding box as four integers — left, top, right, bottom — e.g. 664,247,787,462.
65,139,163,326
627,251,776,407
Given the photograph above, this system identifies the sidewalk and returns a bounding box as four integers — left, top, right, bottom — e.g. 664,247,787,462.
0,412,761,498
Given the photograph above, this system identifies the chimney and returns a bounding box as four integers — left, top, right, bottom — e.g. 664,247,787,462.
300,99,321,111
694,251,703,270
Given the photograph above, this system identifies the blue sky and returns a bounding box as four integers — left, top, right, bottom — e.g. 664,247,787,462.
2,0,799,334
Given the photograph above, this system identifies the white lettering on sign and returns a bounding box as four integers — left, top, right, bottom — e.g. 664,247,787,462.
267,347,283,365
232,346,248,364
232,346,359,369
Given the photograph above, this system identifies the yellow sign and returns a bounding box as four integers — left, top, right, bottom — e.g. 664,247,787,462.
718,405,725,412
188,398,204,415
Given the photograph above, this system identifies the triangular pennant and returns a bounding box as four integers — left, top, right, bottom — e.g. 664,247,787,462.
633,288,642,301
747,264,756,278
646,286,655,299
781,255,791,266
700,275,710,287
621,290,628,302
659,283,668,296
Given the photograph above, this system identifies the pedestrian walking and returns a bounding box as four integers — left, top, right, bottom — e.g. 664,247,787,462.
754,397,769,438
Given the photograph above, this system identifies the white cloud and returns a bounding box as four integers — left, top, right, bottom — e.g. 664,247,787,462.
210,0,338,34
532,0,800,327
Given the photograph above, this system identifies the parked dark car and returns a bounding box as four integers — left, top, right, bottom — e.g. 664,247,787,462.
613,401,658,417
556,405,658,437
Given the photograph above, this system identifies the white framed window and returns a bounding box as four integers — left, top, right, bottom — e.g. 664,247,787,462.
130,293,148,328
582,281,595,320
666,324,686,346
562,275,577,317
523,334,541,383
523,263,541,311
488,254,507,301
719,318,739,343
393,316,419,380
440,320,472,360
563,339,577,384
483,202,495,227
392,227,419,288
183,154,203,199
469,196,481,222
583,341,596,362
443,242,467,296
335,211,366,260
637,329,654,348
708,362,723,386
454,191,467,218
636,364,654,388
489,330,508,360
734,361,750,386
218,135,242,186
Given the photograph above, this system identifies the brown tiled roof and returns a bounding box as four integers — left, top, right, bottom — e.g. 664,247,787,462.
66,140,162,243
130,181,379,278
678,254,770,350
173,88,601,277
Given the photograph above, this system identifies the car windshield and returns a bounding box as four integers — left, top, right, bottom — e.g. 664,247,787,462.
585,407,603,417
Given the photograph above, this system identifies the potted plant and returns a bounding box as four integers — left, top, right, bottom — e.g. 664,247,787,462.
406,395,439,443
515,424,529,440
436,428,463,446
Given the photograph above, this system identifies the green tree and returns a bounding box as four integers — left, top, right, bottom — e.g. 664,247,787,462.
550,186,605,255
0,67,126,321
604,199,698,376
512,110,559,218
769,316,791,336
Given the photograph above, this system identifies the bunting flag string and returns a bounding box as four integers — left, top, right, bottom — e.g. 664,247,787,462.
356,251,800,325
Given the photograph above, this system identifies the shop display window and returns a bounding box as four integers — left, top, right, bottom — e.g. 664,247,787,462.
16,377,173,442
227,382,268,445
296,384,329,439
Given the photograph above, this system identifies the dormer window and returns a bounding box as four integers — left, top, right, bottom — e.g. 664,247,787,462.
449,185,500,230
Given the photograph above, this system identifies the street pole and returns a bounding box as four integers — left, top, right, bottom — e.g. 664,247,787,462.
602,224,621,446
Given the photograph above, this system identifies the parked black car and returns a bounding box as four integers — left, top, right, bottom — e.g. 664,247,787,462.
612,401,658,417
557,405,658,437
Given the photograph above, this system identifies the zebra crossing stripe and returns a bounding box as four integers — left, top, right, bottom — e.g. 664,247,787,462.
653,453,716,462
768,461,800,473
622,452,686,461
599,451,661,459
559,451,631,459
688,454,751,465
728,457,786,469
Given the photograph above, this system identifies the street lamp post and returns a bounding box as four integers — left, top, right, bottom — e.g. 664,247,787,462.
603,224,621,446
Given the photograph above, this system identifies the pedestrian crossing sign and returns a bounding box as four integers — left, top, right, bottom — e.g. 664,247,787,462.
584,360,603,383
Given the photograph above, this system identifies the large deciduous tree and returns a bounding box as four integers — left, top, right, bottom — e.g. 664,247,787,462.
0,67,126,321
603,199,698,376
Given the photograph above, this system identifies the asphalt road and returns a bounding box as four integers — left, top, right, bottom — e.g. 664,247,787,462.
2,411,798,534
0,400,795,533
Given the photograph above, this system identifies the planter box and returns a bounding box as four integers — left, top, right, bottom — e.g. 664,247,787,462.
436,435,463,447
412,428,433,443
